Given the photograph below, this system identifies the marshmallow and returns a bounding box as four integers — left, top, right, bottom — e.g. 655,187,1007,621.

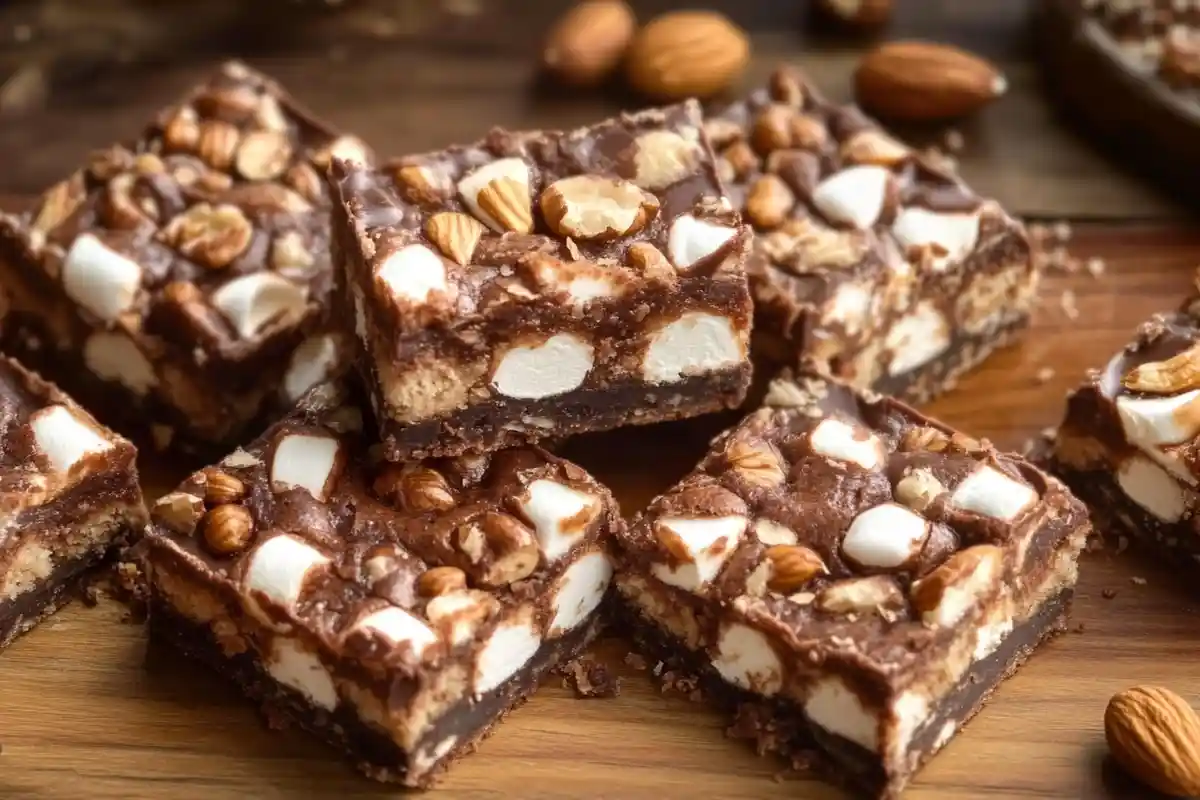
270,433,341,502
211,272,308,339
642,312,743,384
491,334,594,400
667,214,737,269
29,405,112,474
518,479,598,562
950,465,1037,521
61,234,142,323
810,418,883,470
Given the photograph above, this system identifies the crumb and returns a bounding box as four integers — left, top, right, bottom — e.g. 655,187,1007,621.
652,660,664,677
1035,367,1056,384
1051,220,1073,242
557,657,621,699
943,129,965,153
1116,536,1129,554
1086,535,1106,553
1086,257,1106,278
1073,622,1085,634
1131,576,1147,586
81,581,101,608
1060,290,1079,320
623,652,647,671
1029,222,1049,241
1102,588,1118,599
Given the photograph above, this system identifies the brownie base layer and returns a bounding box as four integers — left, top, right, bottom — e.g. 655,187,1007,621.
0,541,124,650
147,598,605,786
753,314,1030,409
617,589,1072,800
380,365,753,460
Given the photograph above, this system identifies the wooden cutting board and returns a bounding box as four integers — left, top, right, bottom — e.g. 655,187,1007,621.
0,223,1197,800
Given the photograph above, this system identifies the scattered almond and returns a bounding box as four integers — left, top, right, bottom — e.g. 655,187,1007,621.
625,11,750,101
542,0,637,87
426,211,485,266
764,544,826,593
478,177,534,234
854,41,1006,121
1105,686,1200,797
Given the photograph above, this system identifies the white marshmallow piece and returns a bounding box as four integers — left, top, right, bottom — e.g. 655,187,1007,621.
354,606,439,660
83,332,157,395
271,433,341,502
29,405,112,474
811,166,891,230
547,550,612,638
375,244,448,306
564,276,618,306
211,272,308,339
1117,455,1187,523
825,281,873,334
474,608,542,696
490,333,594,400
884,302,950,376
666,214,737,270
650,515,747,592
842,503,929,569
804,677,880,751
518,479,598,562
266,637,338,711
919,546,1003,627
711,622,783,696
809,418,884,470
457,157,531,232
243,534,330,620
1117,390,1200,449
950,465,1037,521
642,312,743,384
283,334,340,403
61,234,142,323
892,207,981,271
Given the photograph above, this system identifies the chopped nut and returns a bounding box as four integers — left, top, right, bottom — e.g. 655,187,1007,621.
631,130,701,190
478,177,533,234
203,469,245,506
152,492,205,535
31,173,85,233
161,203,254,269
751,105,794,154
893,469,945,512
726,439,785,487
235,130,293,181
899,426,951,453
744,174,795,230
540,175,658,241
477,512,539,586
197,121,240,171
396,164,446,206
202,504,255,556
626,242,676,282
764,544,826,593
426,211,485,266
162,107,201,151
418,566,468,597
840,129,910,166
284,163,324,203
375,465,456,513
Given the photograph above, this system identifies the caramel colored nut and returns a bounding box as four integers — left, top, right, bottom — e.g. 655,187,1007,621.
203,469,246,506
751,105,794,154
1123,343,1200,394
375,465,456,513
235,130,293,181
1105,685,1200,797
625,11,750,101
765,544,826,593
541,0,636,87
426,211,485,266
626,242,676,282
840,129,911,166
162,107,201,151
32,174,85,233
726,440,785,488
202,504,254,556
477,177,533,234
479,512,540,587
153,491,204,535
396,164,445,206
540,175,658,241
197,120,241,170
893,469,944,513
854,41,1006,121
745,174,795,230
161,203,254,269
418,566,468,597
899,425,951,453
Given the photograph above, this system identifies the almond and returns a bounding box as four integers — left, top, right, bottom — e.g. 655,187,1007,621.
203,468,246,506
625,11,750,101
426,211,485,266
1123,344,1200,394
418,566,469,597
764,544,826,593
726,439,785,487
202,504,254,556
1105,685,1200,797
542,0,637,87
854,41,1006,122
477,177,533,235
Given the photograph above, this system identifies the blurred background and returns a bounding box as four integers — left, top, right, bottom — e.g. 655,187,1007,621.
0,0,1179,224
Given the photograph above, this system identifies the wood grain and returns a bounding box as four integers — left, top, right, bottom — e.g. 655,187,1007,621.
0,0,1186,220
0,217,1197,799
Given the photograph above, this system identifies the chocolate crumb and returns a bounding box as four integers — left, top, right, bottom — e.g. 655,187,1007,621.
1131,576,1147,586
557,657,621,699
1102,588,1118,599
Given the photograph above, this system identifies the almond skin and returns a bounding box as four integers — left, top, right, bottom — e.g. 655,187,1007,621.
854,41,1006,121
625,11,749,101
1105,685,1200,797
542,0,637,87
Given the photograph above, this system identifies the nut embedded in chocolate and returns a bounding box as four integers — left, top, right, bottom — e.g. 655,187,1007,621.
202,504,255,556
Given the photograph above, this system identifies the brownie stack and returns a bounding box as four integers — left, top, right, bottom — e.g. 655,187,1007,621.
0,60,1093,799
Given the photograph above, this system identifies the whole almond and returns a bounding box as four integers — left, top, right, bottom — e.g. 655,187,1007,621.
764,544,826,593
854,41,1006,121
626,11,750,101
426,211,485,266
542,0,637,88
1105,685,1200,797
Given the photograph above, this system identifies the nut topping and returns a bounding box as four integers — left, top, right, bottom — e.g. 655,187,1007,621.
840,129,911,166
32,174,85,233
375,465,456,513
540,175,659,241
477,177,533,235
744,174,795,230
418,566,469,597
161,203,254,269
197,120,241,170
202,504,255,556
1105,685,1200,797
726,440,785,487
893,469,945,512
816,575,903,615
235,130,293,181
396,164,445,206
899,425,951,453
478,512,540,586
1123,344,1200,394
162,107,201,151
426,211,485,266
764,544,826,593
626,242,676,282
153,492,205,535
203,469,246,506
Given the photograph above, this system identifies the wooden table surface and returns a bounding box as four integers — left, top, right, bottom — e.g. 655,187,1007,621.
3,1,1200,798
